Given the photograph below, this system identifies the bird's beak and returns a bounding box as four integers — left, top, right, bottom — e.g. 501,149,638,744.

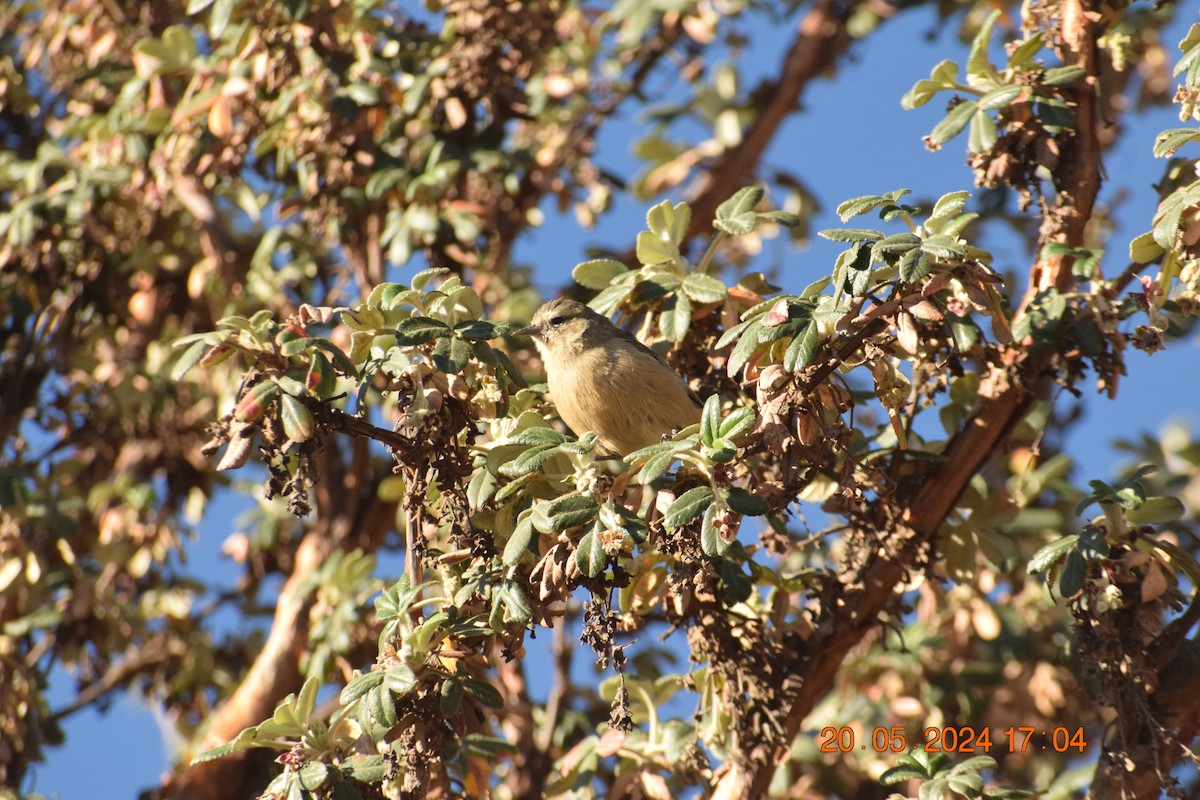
513,324,539,337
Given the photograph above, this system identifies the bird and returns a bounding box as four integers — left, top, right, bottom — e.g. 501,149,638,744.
515,298,702,457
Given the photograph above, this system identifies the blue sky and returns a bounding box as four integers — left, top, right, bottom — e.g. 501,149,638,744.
34,5,1200,798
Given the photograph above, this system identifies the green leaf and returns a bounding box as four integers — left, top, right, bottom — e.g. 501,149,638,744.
280,394,315,444
191,739,245,765
499,580,532,624
701,395,722,447
682,273,728,303
1077,527,1111,561
234,380,279,422
664,486,714,528
312,339,358,375
1007,33,1046,68
440,679,464,716
1058,549,1087,597
757,210,800,227
881,764,928,784
589,281,634,317
209,0,233,39
411,267,449,292
463,679,504,709
898,248,931,283
718,559,752,603
1028,535,1079,574
836,194,885,221
1153,128,1200,158
903,60,959,112
724,487,769,516
874,232,922,255
726,317,765,375
306,351,336,395
454,319,510,340
920,234,966,260
638,449,677,485
945,314,977,351
714,186,764,235
636,231,680,266
503,515,535,566
1042,65,1087,87
946,772,984,796
700,505,729,557
171,339,208,380
1125,496,1186,525
703,439,737,463
817,228,885,243
661,293,692,342
901,79,942,110
498,443,559,478
432,335,470,373
395,316,450,345
929,190,971,222
976,85,1022,110
783,321,819,372
718,406,755,441
546,495,599,530
646,200,691,244
573,259,629,290
508,427,568,446
575,528,608,578
967,110,999,153
1033,98,1075,132
966,10,1003,90
928,100,978,147
385,663,416,695
461,735,520,759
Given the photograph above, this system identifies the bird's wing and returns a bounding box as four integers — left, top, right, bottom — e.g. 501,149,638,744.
609,326,703,409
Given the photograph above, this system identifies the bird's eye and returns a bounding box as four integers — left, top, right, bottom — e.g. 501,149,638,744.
548,315,568,327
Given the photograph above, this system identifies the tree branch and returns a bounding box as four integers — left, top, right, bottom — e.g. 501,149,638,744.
1017,0,1104,313
726,380,1035,797
161,531,329,800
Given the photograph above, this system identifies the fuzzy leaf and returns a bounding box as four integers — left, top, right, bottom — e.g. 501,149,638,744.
724,487,769,516
783,321,819,372
502,516,535,566
700,505,729,557
928,100,978,147
664,486,714,528
280,394,314,443
1028,535,1079,575
575,528,607,578
573,259,629,290
395,316,449,345
546,495,599,531
682,273,728,303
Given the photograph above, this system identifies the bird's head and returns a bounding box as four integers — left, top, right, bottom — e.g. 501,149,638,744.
514,298,609,358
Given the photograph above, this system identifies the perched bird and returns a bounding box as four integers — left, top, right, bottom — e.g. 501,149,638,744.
515,298,702,457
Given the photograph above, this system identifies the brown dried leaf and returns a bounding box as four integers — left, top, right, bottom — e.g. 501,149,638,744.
217,431,255,471
209,95,233,138
1141,558,1169,603
896,310,918,354
444,96,468,130
905,297,944,321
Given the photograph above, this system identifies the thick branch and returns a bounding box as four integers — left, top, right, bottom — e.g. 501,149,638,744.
1017,0,1104,312
161,531,329,800
727,381,1035,798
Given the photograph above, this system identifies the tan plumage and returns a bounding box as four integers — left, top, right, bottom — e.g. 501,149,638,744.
516,298,702,456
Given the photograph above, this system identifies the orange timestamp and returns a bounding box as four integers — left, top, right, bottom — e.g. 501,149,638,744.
818,725,1088,754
